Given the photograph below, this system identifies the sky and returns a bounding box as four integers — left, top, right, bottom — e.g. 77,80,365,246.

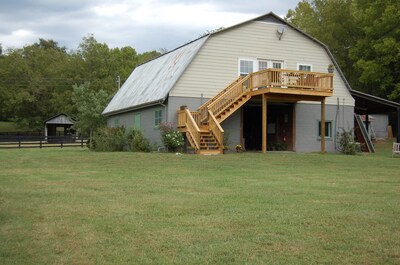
0,0,300,53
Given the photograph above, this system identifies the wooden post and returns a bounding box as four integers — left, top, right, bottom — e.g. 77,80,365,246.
397,108,400,143
321,98,326,154
262,94,267,153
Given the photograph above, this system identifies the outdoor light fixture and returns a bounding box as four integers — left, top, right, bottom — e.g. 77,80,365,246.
277,25,285,40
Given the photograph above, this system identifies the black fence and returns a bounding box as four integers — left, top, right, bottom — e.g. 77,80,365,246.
0,135,88,149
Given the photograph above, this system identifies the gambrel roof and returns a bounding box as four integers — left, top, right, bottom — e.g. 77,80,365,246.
103,12,352,116
102,36,209,116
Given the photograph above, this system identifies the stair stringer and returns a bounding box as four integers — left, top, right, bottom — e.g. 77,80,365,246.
213,92,252,123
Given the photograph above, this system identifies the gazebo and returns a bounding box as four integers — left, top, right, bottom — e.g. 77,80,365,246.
44,113,75,138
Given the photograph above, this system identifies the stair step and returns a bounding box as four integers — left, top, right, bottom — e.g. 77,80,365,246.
197,149,222,155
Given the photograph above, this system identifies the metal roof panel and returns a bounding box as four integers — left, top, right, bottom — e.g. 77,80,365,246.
103,36,208,115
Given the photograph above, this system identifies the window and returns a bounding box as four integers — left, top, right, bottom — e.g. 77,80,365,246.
272,61,283,69
318,121,333,139
133,113,141,129
240,59,284,74
258,60,284,71
239,60,254,75
154,110,163,126
258,61,269,71
298,64,312,72
114,118,119,127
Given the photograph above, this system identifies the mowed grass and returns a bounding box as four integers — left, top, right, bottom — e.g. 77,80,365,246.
0,144,399,264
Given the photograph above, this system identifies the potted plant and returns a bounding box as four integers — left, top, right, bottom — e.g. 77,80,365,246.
328,64,335,73
223,145,229,154
235,144,243,152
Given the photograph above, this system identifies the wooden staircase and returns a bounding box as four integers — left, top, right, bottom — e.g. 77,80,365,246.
214,93,251,123
198,129,221,155
177,68,334,155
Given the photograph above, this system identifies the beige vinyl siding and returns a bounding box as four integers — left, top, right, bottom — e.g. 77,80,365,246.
170,21,354,106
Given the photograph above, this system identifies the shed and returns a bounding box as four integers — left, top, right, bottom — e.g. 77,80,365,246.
44,113,75,137
350,89,400,142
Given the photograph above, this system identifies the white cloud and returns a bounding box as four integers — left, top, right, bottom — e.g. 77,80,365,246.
93,1,256,29
93,3,130,17
1,29,38,48
0,0,299,52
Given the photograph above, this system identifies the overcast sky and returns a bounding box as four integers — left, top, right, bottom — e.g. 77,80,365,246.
0,0,300,53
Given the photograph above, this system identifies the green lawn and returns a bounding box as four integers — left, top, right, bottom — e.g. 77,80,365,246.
0,144,399,264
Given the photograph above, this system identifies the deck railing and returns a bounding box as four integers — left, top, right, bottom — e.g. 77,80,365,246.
183,108,200,150
177,109,201,127
208,110,224,148
202,69,333,122
251,69,333,91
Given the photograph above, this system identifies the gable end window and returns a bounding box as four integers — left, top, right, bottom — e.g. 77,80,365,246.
272,61,283,69
298,64,312,72
155,110,163,126
239,60,254,75
318,121,333,139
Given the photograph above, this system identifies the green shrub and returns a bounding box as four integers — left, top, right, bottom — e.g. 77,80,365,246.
159,122,184,152
338,129,361,155
92,127,127,152
126,129,151,152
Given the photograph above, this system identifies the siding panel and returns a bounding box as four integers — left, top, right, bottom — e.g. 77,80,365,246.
170,21,354,106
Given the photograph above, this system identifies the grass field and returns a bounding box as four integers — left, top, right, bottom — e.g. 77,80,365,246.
0,143,399,264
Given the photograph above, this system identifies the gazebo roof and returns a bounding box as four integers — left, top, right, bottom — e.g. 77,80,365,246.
44,113,75,125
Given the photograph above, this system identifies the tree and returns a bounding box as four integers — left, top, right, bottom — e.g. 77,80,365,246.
72,82,109,146
0,35,162,128
349,0,400,101
0,39,72,129
136,50,161,65
286,0,400,102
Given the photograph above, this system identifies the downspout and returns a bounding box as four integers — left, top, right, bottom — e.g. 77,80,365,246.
159,100,168,123
397,107,400,143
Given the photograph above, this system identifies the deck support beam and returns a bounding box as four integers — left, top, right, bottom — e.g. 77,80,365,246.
321,98,326,154
262,94,267,153
397,108,400,143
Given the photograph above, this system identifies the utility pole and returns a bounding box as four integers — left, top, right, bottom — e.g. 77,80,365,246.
116,75,121,90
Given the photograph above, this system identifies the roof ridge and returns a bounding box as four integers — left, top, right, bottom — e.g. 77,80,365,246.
137,34,209,67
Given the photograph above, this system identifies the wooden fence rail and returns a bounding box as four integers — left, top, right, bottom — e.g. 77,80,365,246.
0,135,88,149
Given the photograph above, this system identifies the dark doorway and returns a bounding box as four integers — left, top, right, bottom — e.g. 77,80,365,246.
243,103,294,151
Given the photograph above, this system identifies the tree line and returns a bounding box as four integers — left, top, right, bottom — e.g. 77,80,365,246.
1,0,398,132
0,35,161,130
285,0,399,102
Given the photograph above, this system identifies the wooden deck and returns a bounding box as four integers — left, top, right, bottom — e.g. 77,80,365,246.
178,68,334,154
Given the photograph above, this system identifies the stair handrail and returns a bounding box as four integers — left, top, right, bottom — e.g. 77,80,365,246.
208,110,224,148
184,108,200,150
206,74,252,118
198,76,243,123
